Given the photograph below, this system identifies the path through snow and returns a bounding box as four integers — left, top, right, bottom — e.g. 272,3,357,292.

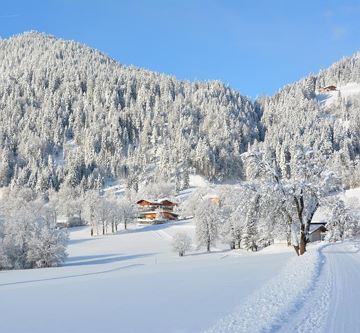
208,241,360,333
278,241,360,333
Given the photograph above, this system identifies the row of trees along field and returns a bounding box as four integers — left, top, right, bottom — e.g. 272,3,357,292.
0,186,138,270
0,179,180,270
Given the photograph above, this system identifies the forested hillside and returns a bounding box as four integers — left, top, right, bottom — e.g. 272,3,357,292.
0,31,359,192
0,32,258,192
255,52,360,188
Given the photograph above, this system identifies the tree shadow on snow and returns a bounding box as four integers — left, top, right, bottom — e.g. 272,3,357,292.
64,253,156,267
67,237,100,245
187,249,232,257
65,253,120,262
126,219,192,234
0,263,144,287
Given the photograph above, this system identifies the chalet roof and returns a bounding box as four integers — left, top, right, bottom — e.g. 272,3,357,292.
319,85,337,92
159,199,176,204
136,198,178,205
309,224,327,234
312,207,328,223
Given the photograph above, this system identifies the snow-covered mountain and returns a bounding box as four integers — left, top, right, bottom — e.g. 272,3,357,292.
0,31,359,192
0,32,259,192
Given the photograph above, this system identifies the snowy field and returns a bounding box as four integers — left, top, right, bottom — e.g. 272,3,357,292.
1,219,360,332
0,220,292,333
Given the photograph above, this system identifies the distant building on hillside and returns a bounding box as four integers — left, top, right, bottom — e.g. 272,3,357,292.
319,85,337,93
204,194,220,205
136,199,178,224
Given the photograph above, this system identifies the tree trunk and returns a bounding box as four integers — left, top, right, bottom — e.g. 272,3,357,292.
102,221,105,235
299,237,306,255
286,223,291,246
299,223,307,255
124,220,127,230
207,239,210,252
293,245,300,256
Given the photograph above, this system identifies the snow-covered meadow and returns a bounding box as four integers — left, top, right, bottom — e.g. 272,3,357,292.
2,216,359,333
1,221,293,333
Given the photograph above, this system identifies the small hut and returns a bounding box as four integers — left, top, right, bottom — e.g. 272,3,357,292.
319,85,337,93
308,223,327,242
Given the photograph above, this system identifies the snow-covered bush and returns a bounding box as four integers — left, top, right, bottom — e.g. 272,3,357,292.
172,232,192,256
0,194,68,270
26,220,68,268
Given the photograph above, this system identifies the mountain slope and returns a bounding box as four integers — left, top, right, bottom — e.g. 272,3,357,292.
0,32,259,192
256,52,360,188
0,32,359,192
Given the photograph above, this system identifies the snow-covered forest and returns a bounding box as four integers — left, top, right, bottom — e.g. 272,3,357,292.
0,32,359,194
0,32,258,193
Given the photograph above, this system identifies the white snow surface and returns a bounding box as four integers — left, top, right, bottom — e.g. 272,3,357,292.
206,244,324,333
189,174,209,188
276,241,360,333
208,240,360,333
0,221,292,333
316,82,360,108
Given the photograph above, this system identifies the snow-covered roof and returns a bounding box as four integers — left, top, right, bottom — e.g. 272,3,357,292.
309,224,326,234
137,198,178,205
312,207,329,223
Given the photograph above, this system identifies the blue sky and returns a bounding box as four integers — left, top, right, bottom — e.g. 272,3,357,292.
1,0,360,98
